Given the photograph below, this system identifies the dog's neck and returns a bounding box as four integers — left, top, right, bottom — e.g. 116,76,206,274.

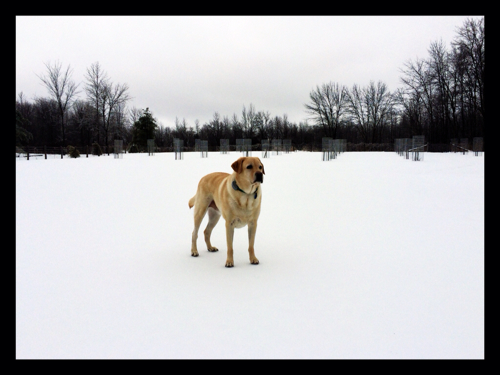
232,180,258,199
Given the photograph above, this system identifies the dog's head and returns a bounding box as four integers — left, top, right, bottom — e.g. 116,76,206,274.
231,157,265,184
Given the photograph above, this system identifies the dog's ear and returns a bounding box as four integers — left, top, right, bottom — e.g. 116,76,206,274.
257,158,265,175
231,157,245,173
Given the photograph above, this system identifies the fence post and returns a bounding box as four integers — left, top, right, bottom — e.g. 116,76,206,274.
27,147,29,160
60,146,63,159
44,145,47,159
86,145,89,158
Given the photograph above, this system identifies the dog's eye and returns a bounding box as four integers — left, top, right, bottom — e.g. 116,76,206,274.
246,165,252,169
259,166,262,169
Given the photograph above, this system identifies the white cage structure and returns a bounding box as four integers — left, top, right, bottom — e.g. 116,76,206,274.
322,137,333,161
395,138,412,159
201,140,208,158
236,139,252,156
283,139,292,153
195,139,208,157
410,135,426,161
114,140,123,159
220,139,229,154
473,137,483,156
459,138,469,154
147,139,155,156
174,138,184,160
272,139,282,155
262,139,271,158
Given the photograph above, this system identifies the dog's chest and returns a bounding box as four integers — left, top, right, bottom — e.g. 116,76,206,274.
235,194,259,210
230,217,247,229
228,196,260,227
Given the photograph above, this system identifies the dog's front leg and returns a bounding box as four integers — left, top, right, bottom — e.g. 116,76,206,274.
248,221,259,265
225,221,235,267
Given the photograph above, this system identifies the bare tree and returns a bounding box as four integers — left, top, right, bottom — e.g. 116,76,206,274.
346,81,393,143
84,62,109,145
222,115,231,140
305,82,348,138
112,102,130,142
365,81,393,143
428,40,458,139
208,112,224,142
85,62,131,149
242,103,257,139
452,17,484,137
70,99,94,146
16,92,34,129
400,58,430,135
195,119,200,137
231,113,243,140
397,17,484,143
101,81,131,150
37,61,79,145
255,111,269,140
346,83,370,142
271,115,284,139
129,107,144,125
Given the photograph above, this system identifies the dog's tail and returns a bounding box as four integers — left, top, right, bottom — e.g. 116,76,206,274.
188,195,196,209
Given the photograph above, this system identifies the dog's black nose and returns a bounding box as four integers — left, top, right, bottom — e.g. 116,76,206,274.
255,172,263,183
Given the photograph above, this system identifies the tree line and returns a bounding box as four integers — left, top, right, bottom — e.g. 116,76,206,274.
16,17,484,152
304,18,484,147
398,17,484,145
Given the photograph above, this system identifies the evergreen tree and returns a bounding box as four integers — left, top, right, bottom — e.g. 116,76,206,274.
67,145,80,158
131,108,158,151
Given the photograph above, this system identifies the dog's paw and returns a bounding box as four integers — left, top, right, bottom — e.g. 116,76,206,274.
225,260,234,267
250,257,259,265
191,250,199,257
207,246,219,252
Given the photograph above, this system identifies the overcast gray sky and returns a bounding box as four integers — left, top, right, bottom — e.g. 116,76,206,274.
16,16,483,128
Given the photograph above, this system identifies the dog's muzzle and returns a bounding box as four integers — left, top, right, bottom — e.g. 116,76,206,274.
254,172,263,183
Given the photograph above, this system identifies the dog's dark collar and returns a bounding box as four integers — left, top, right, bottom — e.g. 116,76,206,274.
232,180,258,199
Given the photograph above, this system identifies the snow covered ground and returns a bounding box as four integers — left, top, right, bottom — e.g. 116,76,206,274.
16,150,484,359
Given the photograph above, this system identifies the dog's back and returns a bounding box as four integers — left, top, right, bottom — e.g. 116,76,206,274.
188,172,229,209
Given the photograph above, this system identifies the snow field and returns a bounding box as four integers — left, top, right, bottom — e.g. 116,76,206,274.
16,151,484,358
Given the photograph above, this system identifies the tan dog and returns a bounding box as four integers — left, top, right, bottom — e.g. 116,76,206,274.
189,157,265,267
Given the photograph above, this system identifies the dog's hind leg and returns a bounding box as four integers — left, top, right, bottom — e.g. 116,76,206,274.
204,204,221,252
